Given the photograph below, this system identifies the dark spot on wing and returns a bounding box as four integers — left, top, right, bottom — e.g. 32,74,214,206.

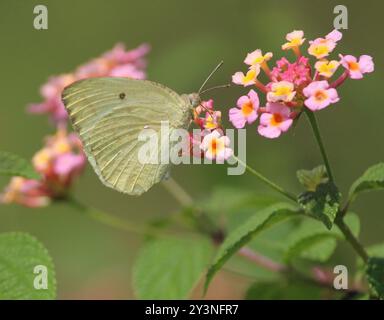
119,92,126,100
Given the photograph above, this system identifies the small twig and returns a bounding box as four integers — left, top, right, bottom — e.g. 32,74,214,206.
305,110,334,182
335,215,369,263
65,196,176,238
238,247,286,272
162,177,194,207
233,155,297,202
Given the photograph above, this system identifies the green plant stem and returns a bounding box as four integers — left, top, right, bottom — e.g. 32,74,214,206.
161,178,313,279
161,177,289,269
335,216,369,263
238,247,286,272
233,156,297,202
162,177,194,207
305,110,334,182
66,196,166,237
305,110,369,263
162,177,224,241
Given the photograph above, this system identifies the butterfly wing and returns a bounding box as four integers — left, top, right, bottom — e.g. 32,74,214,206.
62,77,192,195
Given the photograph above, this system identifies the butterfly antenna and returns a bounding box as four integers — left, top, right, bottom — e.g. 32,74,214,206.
198,60,224,95
200,83,231,95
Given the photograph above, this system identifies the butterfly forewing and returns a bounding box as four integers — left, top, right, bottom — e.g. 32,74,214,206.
62,77,192,195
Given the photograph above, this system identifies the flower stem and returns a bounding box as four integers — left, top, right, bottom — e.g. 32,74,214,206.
233,156,297,202
305,110,370,263
161,177,295,271
65,196,166,237
162,177,194,207
335,216,369,263
305,110,334,182
238,247,286,272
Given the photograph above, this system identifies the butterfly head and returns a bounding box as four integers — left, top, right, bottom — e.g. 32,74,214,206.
187,93,201,109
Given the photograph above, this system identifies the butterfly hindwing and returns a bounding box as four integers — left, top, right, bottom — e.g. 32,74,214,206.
62,77,192,195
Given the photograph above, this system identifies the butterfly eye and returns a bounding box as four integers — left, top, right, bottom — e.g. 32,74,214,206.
119,92,126,99
188,93,201,108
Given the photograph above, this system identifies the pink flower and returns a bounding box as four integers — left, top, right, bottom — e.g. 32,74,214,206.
193,99,219,130
76,43,150,79
29,43,150,126
28,74,75,126
282,30,305,50
53,153,86,178
232,66,260,87
314,60,340,78
257,103,293,139
102,43,150,67
303,81,339,111
185,130,210,159
229,89,259,128
194,99,213,116
244,49,273,66
267,81,296,102
0,177,50,208
271,56,311,86
326,29,343,42
339,54,374,79
308,29,342,59
200,130,233,161
108,64,146,79
203,111,222,130
32,129,86,194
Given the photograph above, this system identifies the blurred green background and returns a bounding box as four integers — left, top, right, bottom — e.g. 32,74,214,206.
0,0,382,299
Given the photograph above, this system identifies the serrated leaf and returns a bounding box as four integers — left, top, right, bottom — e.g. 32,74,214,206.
0,232,56,299
225,214,300,281
0,151,39,179
297,165,328,192
200,186,278,217
356,243,384,272
248,218,301,262
133,237,213,299
366,257,384,299
366,243,384,257
204,203,299,292
285,234,337,263
284,213,360,262
298,181,341,229
349,163,384,201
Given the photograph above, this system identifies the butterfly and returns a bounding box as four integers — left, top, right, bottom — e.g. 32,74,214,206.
62,62,225,196
62,77,202,195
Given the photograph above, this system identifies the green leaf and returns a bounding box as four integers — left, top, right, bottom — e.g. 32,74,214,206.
298,181,341,229
0,151,39,179
224,214,300,282
0,232,56,299
200,186,278,217
133,237,213,299
366,257,384,299
247,218,300,262
245,279,327,300
285,234,337,263
284,213,360,262
349,163,384,201
366,243,384,257
204,203,299,292
356,243,384,272
297,165,328,192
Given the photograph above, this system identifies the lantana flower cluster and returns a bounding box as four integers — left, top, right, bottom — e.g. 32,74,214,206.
1,43,150,207
230,29,374,138
28,43,150,126
1,129,86,207
190,100,233,162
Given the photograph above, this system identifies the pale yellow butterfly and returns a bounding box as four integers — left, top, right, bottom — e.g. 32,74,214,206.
61,63,224,196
